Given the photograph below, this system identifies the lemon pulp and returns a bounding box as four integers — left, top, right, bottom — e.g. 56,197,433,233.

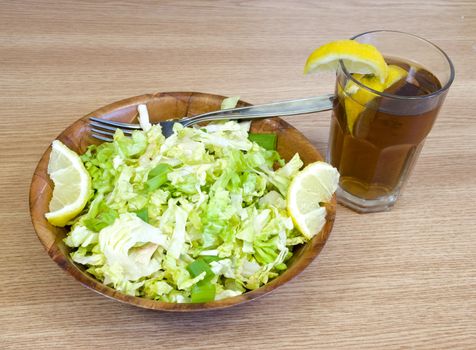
45,140,91,227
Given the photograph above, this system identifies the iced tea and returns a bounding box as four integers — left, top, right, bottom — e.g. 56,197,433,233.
328,57,443,201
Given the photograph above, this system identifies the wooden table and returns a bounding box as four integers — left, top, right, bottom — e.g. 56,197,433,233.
1,1,475,349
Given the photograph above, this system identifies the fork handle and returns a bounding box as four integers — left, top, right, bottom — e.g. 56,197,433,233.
180,94,335,127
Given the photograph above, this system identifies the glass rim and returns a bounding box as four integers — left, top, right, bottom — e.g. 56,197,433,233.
339,30,455,101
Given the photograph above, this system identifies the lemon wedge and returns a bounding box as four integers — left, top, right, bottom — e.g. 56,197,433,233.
287,162,339,239
304,40,388,83
45,140,91,227
344,64,408,134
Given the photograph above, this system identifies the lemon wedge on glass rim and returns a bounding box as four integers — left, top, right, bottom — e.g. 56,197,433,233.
304,39,388,83
304,39,408,135
45,140,91,227
287,162,339,239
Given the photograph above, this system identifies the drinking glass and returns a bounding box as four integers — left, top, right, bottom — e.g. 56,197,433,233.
327,30,455,213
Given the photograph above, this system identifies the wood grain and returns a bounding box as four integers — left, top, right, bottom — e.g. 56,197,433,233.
1,0,475,348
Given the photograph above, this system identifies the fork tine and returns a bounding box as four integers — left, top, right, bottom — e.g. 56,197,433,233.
89,117,142,130
89,121,134,134
90,128,118,137
91,133,114,142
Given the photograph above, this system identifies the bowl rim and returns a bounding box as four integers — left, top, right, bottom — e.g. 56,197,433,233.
29,91,336,312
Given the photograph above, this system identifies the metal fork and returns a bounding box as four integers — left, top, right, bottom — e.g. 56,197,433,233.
89,94,334,141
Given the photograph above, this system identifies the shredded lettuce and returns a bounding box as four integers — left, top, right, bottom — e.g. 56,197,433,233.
65,103,315,302
220,96,241,110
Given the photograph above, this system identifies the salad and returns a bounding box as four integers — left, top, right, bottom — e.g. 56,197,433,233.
46,99,338,303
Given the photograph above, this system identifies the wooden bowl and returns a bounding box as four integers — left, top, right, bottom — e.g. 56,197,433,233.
29,92,336,312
